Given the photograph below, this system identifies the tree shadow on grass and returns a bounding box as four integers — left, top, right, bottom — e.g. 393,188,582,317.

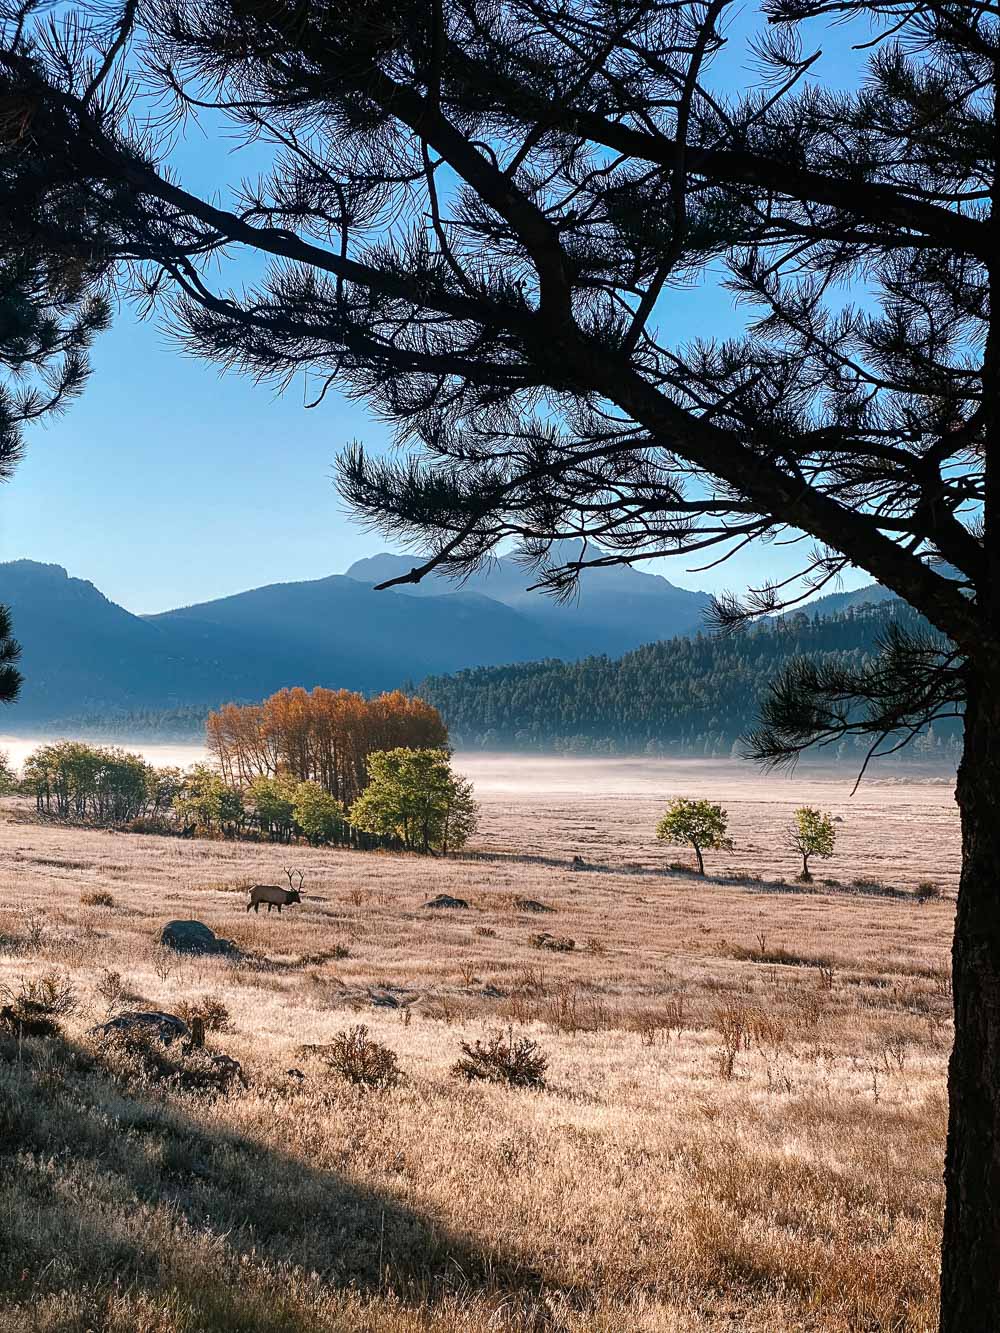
0,1027,569,1331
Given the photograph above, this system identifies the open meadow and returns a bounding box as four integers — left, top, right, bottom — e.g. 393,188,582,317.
0,757,960,1332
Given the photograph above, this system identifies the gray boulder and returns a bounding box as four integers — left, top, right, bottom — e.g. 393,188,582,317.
159,920,232,954
515,896,553,913
94,1011,189,1044
424,894,469,910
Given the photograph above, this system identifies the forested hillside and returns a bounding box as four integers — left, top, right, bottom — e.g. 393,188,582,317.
417,602,961,764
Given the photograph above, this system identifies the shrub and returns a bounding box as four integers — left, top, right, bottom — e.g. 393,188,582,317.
176,994,232,1032
321,1025,400,1088
97,968,127,1015
453,1027,548,1088
81,889,115,908
475,925,497,938
126,815,175,835
915,880,945,901
714,1003,750,1079
529,931,575,952
98,1026,246,1094
0,970,78,1037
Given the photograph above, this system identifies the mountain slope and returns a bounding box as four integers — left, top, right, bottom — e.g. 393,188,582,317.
800,583,897,617
0,560,581,724
346,541,712,656
0,561,231,721
416,601,959,763
147,574,571,690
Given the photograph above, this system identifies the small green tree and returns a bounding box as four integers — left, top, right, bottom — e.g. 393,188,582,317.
173,765,245,836
656,798,731,877
148,766,185,817
293,782,345,846
20,741,154,823
248,774,298,842
350,749,479,854
0,749,16,795
787,808,837,882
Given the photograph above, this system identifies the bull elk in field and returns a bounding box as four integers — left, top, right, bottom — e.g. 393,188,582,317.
246,868,305,915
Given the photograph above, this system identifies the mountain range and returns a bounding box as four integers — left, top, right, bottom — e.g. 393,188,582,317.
0,547,738,726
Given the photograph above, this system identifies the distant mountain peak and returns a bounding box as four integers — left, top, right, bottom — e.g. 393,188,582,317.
345,544,695,598
0,559,70,580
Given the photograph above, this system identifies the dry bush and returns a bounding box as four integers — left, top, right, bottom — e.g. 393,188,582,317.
475,925,498,938
191,875,255,895
916,880,945,902
634,1013,664,1046
662,994,686,1038
151,948,174,984
585,936,608,956
96,968,127,1016
97,1027,245,1094
80,889,115,908
175,994,232,1032
538,983,616,1035
452,1027,548,1088
851,876,896,896
0,970,78,1037
542,983,581,1034
714,1003,749,1079
528,931,575,952
22,911,46,953
320,1025,400,1089
713,1000,788,1077
512,964,547,995
5,970,78,1018
126,816,175,835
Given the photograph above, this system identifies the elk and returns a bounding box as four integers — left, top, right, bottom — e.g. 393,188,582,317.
246,868,304,915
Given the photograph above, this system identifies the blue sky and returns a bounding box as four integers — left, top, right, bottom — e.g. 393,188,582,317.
0,8,873,615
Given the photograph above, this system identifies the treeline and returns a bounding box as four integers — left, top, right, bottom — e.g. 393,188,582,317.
417,602,962,763
22,742,179,823
7,689,471,852
29,706,211,739
13,741,406,848
11,737,474,854
206,687,447,806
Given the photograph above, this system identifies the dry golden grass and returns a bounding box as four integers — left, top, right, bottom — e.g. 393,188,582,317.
0,758,958,1331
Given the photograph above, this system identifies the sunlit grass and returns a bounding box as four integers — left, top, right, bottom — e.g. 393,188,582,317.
0,775,955,1331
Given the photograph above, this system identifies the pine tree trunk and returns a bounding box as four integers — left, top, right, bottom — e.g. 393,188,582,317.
940,676,1000,1331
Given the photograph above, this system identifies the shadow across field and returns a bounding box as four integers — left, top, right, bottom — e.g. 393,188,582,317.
456,848,930,902
0,1028,568,1331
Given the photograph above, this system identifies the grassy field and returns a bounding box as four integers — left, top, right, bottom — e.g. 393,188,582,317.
0,760,958,1331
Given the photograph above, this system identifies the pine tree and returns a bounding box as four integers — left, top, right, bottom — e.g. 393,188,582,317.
1,1,996,1318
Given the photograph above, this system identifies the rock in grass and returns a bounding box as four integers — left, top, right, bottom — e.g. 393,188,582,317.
424,894,470,910
514,896,553,913
94,1011,189,1044
159,920,233,954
